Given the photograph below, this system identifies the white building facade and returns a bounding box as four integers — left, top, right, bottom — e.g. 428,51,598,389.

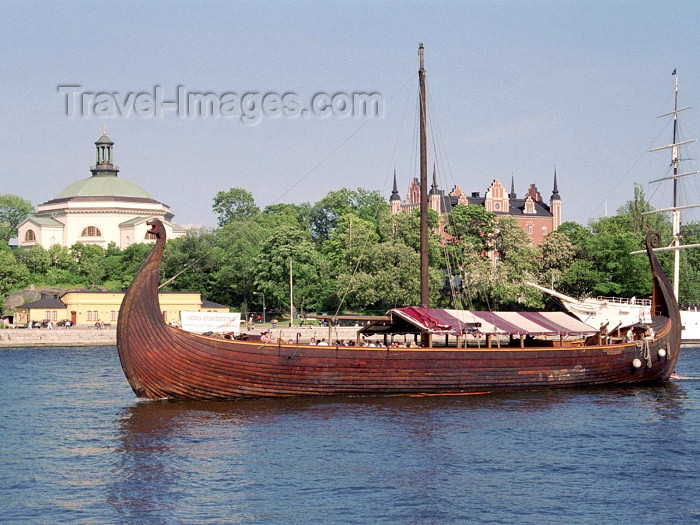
18,132,186,249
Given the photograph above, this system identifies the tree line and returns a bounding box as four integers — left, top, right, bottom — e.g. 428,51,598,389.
2,185,700,315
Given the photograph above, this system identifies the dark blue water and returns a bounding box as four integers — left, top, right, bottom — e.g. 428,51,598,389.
1,346,699,525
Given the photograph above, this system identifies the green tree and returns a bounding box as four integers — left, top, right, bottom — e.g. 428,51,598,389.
213,188,259,226
558,216,652,298
14,245,50,277
211,218,268,308
0,245,30,309
677,222,700,305
262,202,312,231
161,230,218,295
539,230,575,289
334,241,442,310
47,245,75,270
617,183,671,235
322,214,379,275
253,224,330,313
0,194,33,243
379,208,441,263
119,243,154,288
70,243,106,288
445,204,496,251
309,188,388,242
492,217,542,309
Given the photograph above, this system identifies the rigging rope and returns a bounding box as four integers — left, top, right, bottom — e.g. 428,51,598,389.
269,70,418,207
332,62,418,318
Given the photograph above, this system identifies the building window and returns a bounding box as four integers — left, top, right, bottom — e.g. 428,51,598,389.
81,226,101,237
87,311,92,321
145,231,158,240
110,311,117,321
494,202,501,211
45,310,51,321
25,230,36,242
542,226,547,235
528,225,533,235
162,311,168,322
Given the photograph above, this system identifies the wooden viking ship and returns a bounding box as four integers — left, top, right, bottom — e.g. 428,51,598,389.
117,220,681,400
116,45,682,400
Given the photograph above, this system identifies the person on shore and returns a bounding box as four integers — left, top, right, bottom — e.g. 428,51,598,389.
260,331,270,343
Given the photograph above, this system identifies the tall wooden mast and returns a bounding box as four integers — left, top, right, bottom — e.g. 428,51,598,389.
419,43,429,307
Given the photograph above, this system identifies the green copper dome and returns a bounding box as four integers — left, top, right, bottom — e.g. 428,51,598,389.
50,131,155,201
53,176,154,200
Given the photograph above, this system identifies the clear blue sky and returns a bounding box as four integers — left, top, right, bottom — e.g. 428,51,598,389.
2,1,699,229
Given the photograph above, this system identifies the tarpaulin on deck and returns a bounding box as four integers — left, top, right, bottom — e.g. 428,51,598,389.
390,307,597,336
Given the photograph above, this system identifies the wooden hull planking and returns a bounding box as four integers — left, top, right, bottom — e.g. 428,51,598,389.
117,222,681,400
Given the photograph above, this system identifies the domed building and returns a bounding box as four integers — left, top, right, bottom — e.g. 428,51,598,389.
18,131,186,249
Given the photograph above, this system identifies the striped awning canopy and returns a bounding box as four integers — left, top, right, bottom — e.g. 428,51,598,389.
387,307,597,336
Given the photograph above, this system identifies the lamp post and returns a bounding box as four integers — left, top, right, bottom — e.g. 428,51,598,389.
253,292,265,324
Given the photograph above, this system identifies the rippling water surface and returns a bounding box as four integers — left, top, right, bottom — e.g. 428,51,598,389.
1,345,699,524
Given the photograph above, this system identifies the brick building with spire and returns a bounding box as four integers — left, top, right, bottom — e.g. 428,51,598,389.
390,169,562,246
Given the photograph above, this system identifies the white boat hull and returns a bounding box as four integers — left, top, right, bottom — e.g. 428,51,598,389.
559,297,700,344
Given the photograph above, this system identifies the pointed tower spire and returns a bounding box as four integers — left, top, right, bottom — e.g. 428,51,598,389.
390,168,401,202
551,168,560,200
429,164,439,195
509,174,516,199
550,167,562,229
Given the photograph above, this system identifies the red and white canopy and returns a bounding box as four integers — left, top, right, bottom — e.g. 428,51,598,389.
390,307,597,336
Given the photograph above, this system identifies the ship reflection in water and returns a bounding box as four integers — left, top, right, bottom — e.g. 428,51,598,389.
111,380,698,525
0,346,697,525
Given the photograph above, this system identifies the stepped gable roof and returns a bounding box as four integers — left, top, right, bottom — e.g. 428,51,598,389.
506,197,552,216
440,194,552,217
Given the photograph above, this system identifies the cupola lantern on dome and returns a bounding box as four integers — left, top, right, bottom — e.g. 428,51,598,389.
16,129,187,250
91,127,119,177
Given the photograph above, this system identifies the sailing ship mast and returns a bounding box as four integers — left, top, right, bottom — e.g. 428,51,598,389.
642,72,700,299
419,43,429,307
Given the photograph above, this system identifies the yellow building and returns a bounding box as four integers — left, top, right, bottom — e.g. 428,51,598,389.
14,291,228,328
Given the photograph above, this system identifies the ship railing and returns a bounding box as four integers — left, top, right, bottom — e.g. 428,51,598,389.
595,296,651,306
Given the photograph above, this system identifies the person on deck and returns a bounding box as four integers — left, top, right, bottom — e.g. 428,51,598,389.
644,324,655,341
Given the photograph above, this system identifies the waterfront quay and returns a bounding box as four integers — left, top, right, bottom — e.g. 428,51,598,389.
0,326,117,348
